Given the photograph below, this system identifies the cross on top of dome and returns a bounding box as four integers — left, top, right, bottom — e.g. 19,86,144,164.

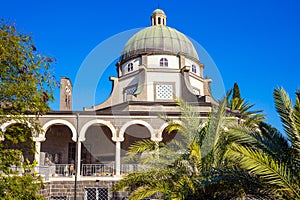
151,8,167,26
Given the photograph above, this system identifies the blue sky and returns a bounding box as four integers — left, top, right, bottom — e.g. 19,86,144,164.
1,0,300,132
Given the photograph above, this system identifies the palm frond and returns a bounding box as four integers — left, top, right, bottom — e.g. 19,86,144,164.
128,139,161,154
164,121,181,134
188,139,202,175
111,168,173,193
229,143,300,199
201,99,228,167
202,168,278,200
293,91,300,162
258,122,291,163
129,185,162,200
227,123,290,163
172,175,196,199
274,88,300,168
274,88,299,145
175,99,202,143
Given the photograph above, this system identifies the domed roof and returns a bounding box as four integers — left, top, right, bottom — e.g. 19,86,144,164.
120,9,199,63
152,8,165,15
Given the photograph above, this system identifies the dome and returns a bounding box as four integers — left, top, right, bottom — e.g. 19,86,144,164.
120,26,199,62
152,9,165,15
120,9,199,63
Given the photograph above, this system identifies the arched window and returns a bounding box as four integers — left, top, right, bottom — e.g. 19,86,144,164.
158,17,161,25
192,65,197,73
127,63,133,72
160,58,168,67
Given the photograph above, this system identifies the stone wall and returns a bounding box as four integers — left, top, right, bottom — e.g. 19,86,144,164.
39,180,126,200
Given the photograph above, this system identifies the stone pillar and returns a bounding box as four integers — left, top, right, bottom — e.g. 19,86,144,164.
179,55,185,69
33,135,45,173
200,63,204,78
33,135,45,166
34,141,41,164
115,140,121,177
76,140,82,177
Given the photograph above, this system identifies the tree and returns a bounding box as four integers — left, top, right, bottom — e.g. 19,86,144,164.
112,86,279,199
226,82,265,126
227,88,300,199
0,19,56,199
112,99,259,199
112,99,207,199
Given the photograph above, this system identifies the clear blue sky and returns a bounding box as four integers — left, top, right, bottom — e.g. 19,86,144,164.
1,0,300,132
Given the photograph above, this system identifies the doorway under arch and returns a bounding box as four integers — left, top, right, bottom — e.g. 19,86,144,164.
82,124,115,165
41,125,75,165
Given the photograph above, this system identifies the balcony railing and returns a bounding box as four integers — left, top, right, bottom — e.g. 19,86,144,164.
54,164,74,176
34,163,143,178
121,164,140,173
36,166,51,181
81,164,114,176
6,166,51,182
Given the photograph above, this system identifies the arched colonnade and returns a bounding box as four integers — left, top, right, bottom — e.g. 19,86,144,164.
0,116,179,177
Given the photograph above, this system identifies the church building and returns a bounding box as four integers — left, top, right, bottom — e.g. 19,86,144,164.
1,9,217,199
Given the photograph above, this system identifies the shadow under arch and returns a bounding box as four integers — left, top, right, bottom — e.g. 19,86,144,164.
79,119,117,142
119,120,154,140
79,120,117,167
41,124,75,165
42,119,77,142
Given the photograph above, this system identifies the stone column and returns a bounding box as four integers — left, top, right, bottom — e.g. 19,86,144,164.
115,140,121,177
33,134,45,166
34,141,41,164
76,140,82,177
32,135,45,173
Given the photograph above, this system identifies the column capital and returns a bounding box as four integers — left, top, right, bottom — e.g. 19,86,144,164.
151,137,162,142
33,134,46,142
112,137,124,142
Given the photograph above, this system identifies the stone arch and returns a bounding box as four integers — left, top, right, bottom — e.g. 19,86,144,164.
80,119,117,141
42,119,77,142
1,120,32,133
119,120,154,140
156,120,182,140
1,120,33,141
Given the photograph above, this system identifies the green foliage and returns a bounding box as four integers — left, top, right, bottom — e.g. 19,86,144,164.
113,99,239,199
274,88,300,161
233,82,241,99
113,85,300,200
0,19,56,129
226,82,265,126
227,87,300,199
0,19,55,199
0,161,45,200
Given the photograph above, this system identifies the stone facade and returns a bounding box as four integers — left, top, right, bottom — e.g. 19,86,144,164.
39,180,126,200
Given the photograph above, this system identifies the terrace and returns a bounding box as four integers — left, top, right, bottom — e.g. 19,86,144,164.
35,163,141,182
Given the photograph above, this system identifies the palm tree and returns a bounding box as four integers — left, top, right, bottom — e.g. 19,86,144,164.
226,83,265,126
113,87,298,199
112,99,245,199
226,87,300,199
